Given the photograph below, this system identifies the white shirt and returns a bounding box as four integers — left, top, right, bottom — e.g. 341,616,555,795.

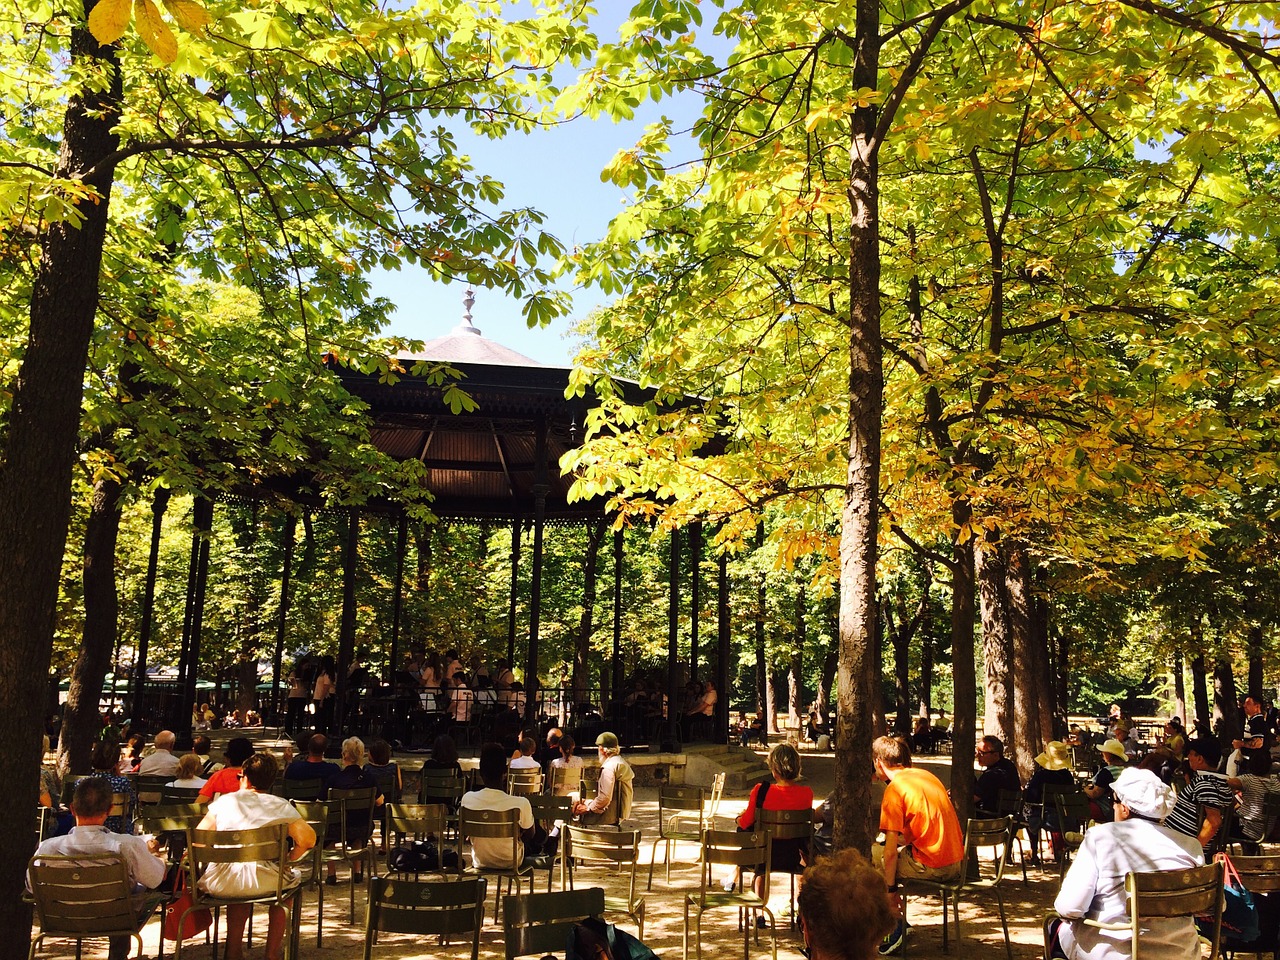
550,756,584,797
30,825,166,892
198,790,303,898
460,788,533,869
166,776,208,788
1055,817,1204,960
509,755,540,770
450,686,474,722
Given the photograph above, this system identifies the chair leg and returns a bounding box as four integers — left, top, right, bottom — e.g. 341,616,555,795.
940,892,950,952
648,840,660,891
996,889,1012,960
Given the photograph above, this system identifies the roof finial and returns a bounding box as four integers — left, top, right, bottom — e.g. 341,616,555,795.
458,288,480,336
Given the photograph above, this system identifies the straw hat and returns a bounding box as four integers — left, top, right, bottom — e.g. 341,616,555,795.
1035,740,1072,771
1099,738,1128,762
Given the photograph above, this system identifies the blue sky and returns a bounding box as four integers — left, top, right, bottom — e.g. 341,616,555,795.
370,6,710,367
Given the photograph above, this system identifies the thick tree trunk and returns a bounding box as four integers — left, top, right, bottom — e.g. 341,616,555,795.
976,539,1013,744
0,9,122,941
1191,642,1211,732
1213,657,1241,742
765,667,777,736
815,594,839,718
950,532,978,824
573,519,607,705
1006,543,1039,781
891,600,911,734
1029,574,1058,738
919,593,934,716
1247,624,1264,700
57,476,125,777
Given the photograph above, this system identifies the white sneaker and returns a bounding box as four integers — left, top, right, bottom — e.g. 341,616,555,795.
721,878,736,892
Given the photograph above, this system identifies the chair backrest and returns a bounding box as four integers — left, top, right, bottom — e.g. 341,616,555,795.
502,887,606,960
1054,790,1092,828
28,854,140,937
160,785,203,804
1126,861,1223,959
756,805,814,871
696,828,769,903
419,771,465,806
1199,804,1235,857
365,876,486,960
276,778,323,801
563,826,641,902
329,787,378,850
527,795,572,832
187,824,291,900
109,792,130,820
996,789,1023,817
507,770,544,796
706,772,726,820
659,784,704,837
292,801,329,880
960,816,1014,883
459,806,522,871
386,802,448,840
1229,855,1280,893
369,769,398,804
548,765,578,797
138,802,205,853
135,774,171,805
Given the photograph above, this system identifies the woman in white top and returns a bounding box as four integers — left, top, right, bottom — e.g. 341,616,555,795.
196,752,315,960
549,735,584,797
166,752,208,789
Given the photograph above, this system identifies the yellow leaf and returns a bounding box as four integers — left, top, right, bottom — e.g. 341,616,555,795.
135,0,177,63
162,0,210,33
88,0,132,44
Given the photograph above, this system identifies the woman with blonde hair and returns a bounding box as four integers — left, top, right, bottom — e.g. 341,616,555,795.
733,742,814,905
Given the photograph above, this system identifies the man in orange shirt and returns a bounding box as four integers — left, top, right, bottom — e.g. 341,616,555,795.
872,735,964,955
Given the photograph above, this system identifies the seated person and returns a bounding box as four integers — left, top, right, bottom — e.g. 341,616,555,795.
166,752,208,790
196,753,316,960
734,744,813,898
797,847,896,960
362,738,401,803
1047,768,1202,960
283,733,341,793
324,736,383,884
974,736,1021,817
1083,739,1129,822
509,737,541,771
460,742,538,869
572,732,634,826
1163,736,1235,852
30,777,167,960
739,712,766,748
1226,748,1280,853
1024,740,1074,864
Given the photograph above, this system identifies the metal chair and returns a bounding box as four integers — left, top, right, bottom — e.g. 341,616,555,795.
275,778,324,801
385,803,450,877
995,788,1030,883
160,785,203,804
291,800,331,947
684,828,775,960
177,824,302,960
902,816,1015,960
525,794,572,891
135,774,171,806
563,824,646,937
547,764,580,797
1225,854,1280,956
507,769,544,797
1053,790,1093,875
363,876,486,960
458,806,535,922
136,803,205,868
323,786,379,925
1074,861,1224,960
756,806,814,928
648,785,705,890
27,853,164,960
502,887,606,960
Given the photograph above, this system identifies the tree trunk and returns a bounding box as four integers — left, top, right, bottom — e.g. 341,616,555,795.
976,538,1013,744
919,592,934,716
1173,655,1186,725
1213,657,1241,742
950,532,978,824
1247,624,1264,700
56,475,125,777
788,584,806,724
815,593,839,718
1190,621,1211,731
891,599,911,734
573,519,607,705
1006,543,1039,782
765,667,777,736
0,4,123,942
755,565,769,731
1030,574,1059,738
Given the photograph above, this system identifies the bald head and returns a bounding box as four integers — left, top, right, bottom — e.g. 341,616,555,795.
154,730,176,751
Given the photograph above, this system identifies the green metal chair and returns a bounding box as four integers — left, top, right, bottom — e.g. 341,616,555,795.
502,887,606,960
648,784,705,890
364,876,486,960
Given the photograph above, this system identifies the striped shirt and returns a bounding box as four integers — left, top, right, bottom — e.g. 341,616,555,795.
1165,770,1235,843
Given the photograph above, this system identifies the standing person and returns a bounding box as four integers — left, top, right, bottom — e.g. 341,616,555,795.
974,735,1022,817
1229,694,1270,775
733,743,814,904
871,735,964,955
285,667,309,735
460,742,537,869
1047,767,1203,960
796,848,897,960
195,752,316,960
572,732,634,826
137,730,180,778
29,777,167,960
1024,740,1075,864
1163,736,1236,852
199,737,256,802
312,655,336,733
449,673,474,726
88,740,136,834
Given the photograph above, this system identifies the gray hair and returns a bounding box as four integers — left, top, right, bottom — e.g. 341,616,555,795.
341,736,365,765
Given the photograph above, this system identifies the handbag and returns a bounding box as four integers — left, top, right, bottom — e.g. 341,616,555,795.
161,870,212,942
1200,852,1261,945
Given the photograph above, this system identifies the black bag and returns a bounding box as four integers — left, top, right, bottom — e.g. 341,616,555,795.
736,782,770,832
389,840,439,873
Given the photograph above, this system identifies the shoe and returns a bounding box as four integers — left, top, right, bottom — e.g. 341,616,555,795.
755,916,767,930
721,878,736,892
325,875,338,886
879,920,907,955
353,871,364,883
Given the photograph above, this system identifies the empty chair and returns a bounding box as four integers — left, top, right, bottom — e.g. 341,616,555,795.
275,778,324,802
364,876,486,960
563,825,646,938
756,806,814,928
503,887,606,960
1223,855,1280,956
684,828,775,960
648,785,704,890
